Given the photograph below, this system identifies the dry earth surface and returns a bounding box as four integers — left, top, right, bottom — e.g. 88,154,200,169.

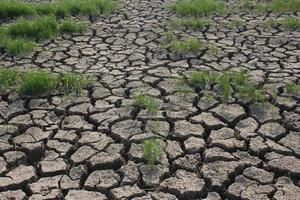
0,0,300,199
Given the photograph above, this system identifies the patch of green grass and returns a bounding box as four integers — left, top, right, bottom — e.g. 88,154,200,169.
188,70,217,87
186,70,269,102
231,70,248,87
132,93,158,114
236,85,266,102
0,69,95,96
0,0,36,18
3,39,36,55
8,16,59,41
169,0,225,17
168,37,204,53
286,83,300,95
60,19,87,33
265,18,278,29
0,68,19,90
281,17,300,30
0,17,88,55
162,33,219,55
0,0,117,18
60,73,95,95
143,138,162,169
170,18,205,30
19,70,58,96
217,71,231,101
241,0,254,9
267,0,300,13
227,19,245,29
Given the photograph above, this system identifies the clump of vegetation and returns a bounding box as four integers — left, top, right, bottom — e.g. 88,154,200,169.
60,19,87,33
169,0,225,17
8,16,59,41
169,18,206,30
281,17,300,30
265,18,278,29
168,37,204,53
0,0,116,55
188,70,217,87
60,73,95,95
0,69,95,96
132,93,158,114
19,70,58,96
3,39,36,55
266,0,300,13
183,69,267,102
0,68,19,90
286,83,300,95
143,138,162,169
0,0,117,18
0,17,88,55
161,32,219,55
217,71,231,100
0,0,36,18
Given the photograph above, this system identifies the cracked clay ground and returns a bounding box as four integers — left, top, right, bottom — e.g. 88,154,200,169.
0,0,300,199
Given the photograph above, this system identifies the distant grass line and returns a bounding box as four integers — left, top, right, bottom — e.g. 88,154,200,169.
0,16,87,55
0,0,117,19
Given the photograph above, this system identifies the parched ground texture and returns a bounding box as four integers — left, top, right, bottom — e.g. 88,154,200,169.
0,0,300,199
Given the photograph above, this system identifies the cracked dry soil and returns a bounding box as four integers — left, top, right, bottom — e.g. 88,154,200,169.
0,0,300,199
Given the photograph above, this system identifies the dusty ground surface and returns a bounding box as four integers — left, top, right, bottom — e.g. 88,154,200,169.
0,0,300,199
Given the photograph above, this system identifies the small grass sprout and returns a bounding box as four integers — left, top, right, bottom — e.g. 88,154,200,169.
132,93,158,114
286,83,300,95
217,71,231,101
143,138,162,169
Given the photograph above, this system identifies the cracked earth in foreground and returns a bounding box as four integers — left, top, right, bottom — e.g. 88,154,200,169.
0,0,300,199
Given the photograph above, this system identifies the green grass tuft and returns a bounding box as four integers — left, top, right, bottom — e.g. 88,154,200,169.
267,0,300,13
19,70,58,96
286,83,300,95
162,33,219,55
217,71,231,101
60,73,95,95
60,19,87,33
0,17,89,55
143,138,162,169
3,39,36,55
281,17,300,30
0,68,19,90
0,0,36,18
0,0,117,18
8,16,59,41
168,37,204,53
170,0,225,17
132,93,158,114
170,18,205,30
